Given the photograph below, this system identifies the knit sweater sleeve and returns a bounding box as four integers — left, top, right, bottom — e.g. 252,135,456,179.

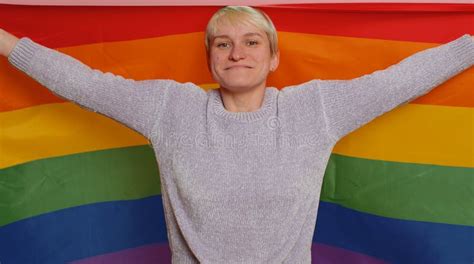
315,34,474,142
8,37,174,139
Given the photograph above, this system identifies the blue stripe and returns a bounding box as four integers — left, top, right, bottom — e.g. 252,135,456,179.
314,201,474,264
0,195,167,263
1,196,473,263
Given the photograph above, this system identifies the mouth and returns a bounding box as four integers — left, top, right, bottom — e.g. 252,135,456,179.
225,65,252,70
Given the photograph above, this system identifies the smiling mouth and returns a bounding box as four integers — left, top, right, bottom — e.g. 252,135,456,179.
225,65,252,70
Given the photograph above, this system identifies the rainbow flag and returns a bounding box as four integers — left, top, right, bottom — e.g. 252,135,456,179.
0,1,473,263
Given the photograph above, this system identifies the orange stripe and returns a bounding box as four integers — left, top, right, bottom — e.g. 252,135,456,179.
2,32,472,112
267,32,474,107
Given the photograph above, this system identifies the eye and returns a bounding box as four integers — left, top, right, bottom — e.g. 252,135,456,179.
246,40,259,46
216,42,231,48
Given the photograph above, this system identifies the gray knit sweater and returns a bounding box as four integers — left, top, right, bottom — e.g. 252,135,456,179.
8,34,474,263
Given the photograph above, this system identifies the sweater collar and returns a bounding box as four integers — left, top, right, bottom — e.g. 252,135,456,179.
211,87,277,123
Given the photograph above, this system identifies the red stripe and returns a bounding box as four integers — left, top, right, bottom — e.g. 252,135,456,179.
0,5,218,47
265,4,474,43
271,3,474,12
0,4,472,48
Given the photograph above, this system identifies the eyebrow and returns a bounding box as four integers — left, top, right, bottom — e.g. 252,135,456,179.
213,32,264,39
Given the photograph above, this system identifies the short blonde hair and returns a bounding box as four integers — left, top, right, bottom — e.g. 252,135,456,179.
205,6,279,56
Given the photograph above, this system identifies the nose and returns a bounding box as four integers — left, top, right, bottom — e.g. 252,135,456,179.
229,43,245,61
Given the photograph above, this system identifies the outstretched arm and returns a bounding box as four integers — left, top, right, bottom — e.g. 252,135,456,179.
0,29,18,57
2,30,173,139
316,34,474,142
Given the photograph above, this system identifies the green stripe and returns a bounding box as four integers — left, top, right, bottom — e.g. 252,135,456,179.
1,146,472,227
321,154,474,226
0,145,160,227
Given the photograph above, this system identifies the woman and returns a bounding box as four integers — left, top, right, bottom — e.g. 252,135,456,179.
1,6,473,264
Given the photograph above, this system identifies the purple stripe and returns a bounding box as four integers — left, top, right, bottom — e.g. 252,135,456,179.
312,243,388,264
71,242,388,263
72,242,387,264
70,243,171,264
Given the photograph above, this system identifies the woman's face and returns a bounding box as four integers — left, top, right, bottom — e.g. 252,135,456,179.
208,19,279,93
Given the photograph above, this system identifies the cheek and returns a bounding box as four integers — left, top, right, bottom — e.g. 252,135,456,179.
255,53,272,69
210,50,225,64
209,56,223,80
210,56,223,71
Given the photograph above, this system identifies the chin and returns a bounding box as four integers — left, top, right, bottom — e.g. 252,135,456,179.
219,77,265,91
220,82,259,93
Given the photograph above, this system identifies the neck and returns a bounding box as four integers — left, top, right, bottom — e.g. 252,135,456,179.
219,87,266,113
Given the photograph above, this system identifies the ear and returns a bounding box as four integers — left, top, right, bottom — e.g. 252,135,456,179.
270,50,280,72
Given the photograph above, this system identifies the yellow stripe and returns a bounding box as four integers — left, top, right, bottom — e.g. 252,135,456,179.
199,83,219,90
0,103,148,169
1,101,472,169
333,103,473,168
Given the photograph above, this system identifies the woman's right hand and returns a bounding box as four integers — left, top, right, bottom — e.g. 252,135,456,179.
0,29,19,57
